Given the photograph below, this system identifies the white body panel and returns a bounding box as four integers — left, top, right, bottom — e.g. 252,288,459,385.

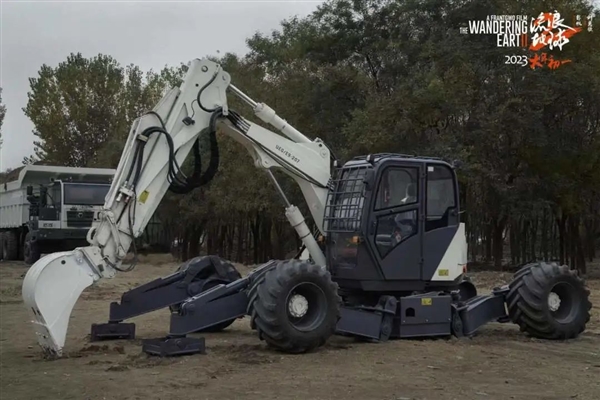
0,188,29,228
430,223,468,281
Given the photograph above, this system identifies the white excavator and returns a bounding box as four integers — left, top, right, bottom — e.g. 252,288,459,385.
22,58,592,358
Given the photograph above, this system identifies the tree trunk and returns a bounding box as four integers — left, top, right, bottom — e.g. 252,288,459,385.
485,222,493,262
556,213,566,265
541,208,549,260
492,216,507,270
510,219,518,265
188,227,202,259
530,215,538,260
237,218,245,263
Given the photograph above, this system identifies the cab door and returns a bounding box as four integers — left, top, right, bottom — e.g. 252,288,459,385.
422,163,460,281
367,162,424,280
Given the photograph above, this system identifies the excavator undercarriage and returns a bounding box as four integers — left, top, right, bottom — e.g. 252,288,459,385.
88,254,590,357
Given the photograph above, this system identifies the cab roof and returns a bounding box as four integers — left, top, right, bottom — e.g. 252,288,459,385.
342,153,454,169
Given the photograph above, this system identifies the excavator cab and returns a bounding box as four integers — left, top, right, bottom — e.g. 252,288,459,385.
324,153,463,293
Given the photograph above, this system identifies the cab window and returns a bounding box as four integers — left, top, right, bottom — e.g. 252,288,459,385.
375,167,418,210
425,164,456,231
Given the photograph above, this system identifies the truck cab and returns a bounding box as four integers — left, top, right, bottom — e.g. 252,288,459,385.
0,165,115,264
24,180,111,263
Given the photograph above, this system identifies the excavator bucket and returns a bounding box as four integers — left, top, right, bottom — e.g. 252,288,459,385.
22,251,97,358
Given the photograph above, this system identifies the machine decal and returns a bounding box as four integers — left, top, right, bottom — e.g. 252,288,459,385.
275,144,300,163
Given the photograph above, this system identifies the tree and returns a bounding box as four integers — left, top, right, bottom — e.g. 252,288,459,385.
23,53,125,166
244,0,600,270
22,0,600,268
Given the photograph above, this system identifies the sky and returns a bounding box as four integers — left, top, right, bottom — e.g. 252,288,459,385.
0,0,324,171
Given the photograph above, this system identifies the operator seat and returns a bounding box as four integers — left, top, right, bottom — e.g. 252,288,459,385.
400,183,416,205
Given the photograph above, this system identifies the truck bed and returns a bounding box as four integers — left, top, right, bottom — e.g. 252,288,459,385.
0,187,30,229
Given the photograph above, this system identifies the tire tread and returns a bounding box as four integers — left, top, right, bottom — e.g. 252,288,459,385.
506,261,591,340
248,259,341,353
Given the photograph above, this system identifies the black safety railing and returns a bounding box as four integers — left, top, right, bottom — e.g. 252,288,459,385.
323,165,370,233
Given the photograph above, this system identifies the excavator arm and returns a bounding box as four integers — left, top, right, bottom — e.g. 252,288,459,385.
22,58,332,357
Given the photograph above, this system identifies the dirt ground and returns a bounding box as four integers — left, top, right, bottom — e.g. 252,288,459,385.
1,255,599,400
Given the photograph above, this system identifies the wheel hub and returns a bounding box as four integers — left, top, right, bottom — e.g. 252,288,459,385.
288,294,309,318
548,291,561,312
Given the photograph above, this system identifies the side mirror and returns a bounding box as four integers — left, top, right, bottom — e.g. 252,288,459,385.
26,185,33,195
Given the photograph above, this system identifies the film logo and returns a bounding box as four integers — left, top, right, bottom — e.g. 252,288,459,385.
461,11,594,70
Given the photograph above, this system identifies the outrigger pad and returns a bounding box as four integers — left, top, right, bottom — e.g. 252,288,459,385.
90,322,136,341
142,336,206,357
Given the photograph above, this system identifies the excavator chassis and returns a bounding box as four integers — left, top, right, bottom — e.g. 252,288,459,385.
89,256,521,357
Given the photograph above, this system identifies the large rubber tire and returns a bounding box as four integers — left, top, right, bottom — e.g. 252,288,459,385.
2,231,19,261
247,259,341,354
23,232,41,265
506,261,592,340
169,257,242,333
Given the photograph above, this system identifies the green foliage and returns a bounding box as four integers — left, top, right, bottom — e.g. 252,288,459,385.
21,0,600,267
22,53,184,167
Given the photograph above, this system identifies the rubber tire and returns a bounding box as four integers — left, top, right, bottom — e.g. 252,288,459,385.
247,259,341,354
169,258,242,333
2,231,19,261
506,261,592,340
23,232,41,265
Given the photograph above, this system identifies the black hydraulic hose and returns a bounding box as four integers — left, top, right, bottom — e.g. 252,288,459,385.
168,108,221,194
196,70,219,113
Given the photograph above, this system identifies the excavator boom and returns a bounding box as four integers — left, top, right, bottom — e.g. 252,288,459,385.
21,58,331,357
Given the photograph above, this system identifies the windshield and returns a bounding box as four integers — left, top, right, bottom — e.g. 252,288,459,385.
63,183,110,206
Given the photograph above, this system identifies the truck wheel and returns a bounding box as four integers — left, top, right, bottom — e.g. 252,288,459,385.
248,259,341,354
506,261,592,340
23,233,41,265
1,231,19,261
169,257,242,333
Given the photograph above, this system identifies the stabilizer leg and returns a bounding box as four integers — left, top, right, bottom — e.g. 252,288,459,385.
167,279,250,336
140,261,279,357
453,287,509,336
90,255,240,342
89,270,190,341
335,296,397,341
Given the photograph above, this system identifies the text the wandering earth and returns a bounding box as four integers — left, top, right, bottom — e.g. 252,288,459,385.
460,11,594,70
468,15,530,47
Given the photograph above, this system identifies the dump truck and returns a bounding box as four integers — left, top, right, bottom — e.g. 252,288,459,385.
0,165,115,264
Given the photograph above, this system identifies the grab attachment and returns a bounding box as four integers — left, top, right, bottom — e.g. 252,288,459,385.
22,250,102,358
